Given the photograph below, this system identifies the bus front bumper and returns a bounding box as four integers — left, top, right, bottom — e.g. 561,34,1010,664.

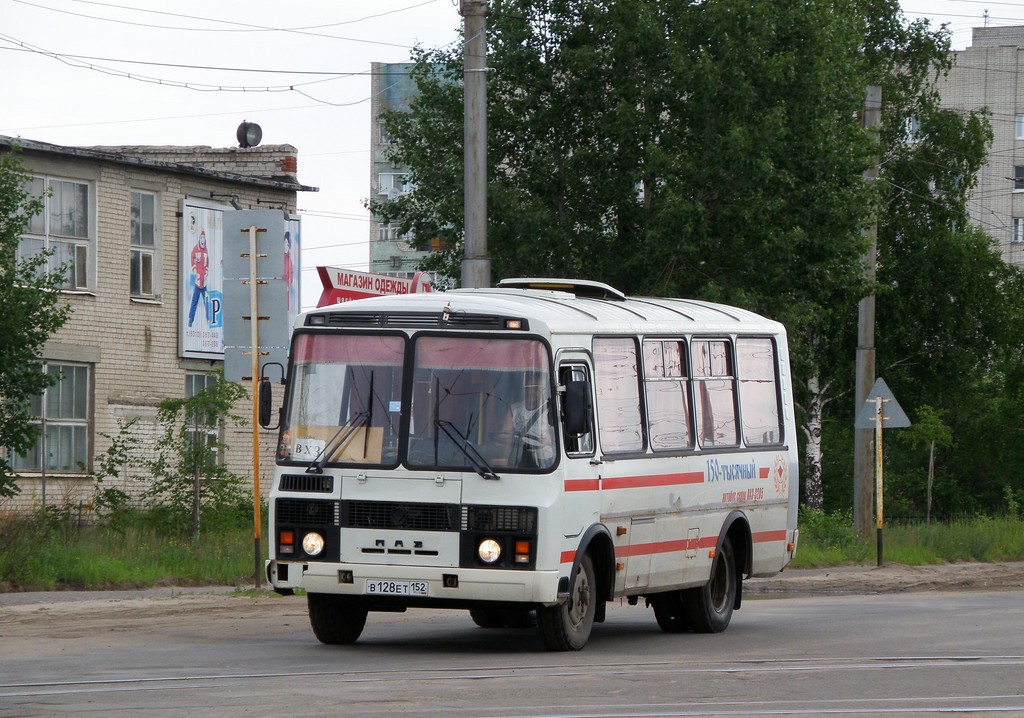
266,559,562,605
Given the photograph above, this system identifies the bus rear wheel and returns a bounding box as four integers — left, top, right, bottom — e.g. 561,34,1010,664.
307,593,368,645
683,536,738,633
538,554,596,651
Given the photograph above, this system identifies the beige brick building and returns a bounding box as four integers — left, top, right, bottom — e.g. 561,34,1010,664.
937,26,1024,268
1,135,316,513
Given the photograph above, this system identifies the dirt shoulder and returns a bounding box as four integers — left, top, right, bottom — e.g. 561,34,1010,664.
745,560,1024,596
1,561,1022,611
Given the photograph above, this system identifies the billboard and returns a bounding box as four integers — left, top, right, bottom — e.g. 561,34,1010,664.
222,210,301,382
316,267,431,307
180,199,226,359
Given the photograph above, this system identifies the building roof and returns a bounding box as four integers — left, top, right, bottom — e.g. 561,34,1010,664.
0,134,318,193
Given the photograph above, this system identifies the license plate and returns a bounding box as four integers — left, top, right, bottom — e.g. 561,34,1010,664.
365,579,428,597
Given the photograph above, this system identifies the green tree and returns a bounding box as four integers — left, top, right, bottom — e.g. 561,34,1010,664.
143,374,248,537
0,150,72,499
376,0,1004,512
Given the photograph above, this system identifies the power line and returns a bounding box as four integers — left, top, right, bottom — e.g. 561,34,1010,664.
14,0,435,47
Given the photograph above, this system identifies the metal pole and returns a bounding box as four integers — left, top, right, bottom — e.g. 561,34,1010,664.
40,405,46,508
460,0,491,289
875,396,884,567
854,85,882,536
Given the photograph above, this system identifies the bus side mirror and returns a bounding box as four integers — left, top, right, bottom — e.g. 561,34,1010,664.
258,377,273,428
564,380,591,435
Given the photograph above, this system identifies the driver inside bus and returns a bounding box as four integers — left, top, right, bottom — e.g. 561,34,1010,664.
502,373,556,468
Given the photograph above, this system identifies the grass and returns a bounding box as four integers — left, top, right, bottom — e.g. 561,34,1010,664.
0,510,258,591
1,507,1022,591
790,508,1024,568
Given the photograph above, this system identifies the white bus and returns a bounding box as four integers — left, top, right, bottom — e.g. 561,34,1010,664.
264,278,799,650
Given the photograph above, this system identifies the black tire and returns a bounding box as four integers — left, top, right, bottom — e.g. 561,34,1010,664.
650,590,690,633
469,609,505,628
683,536,738,633
307,593,368,645
538,554,597,651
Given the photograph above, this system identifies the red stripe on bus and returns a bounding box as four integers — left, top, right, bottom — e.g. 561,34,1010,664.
615,536,718,558
752,530,788,543
759,467,770,479
564,472,704,493
564,478,600,492
602,472,704,490
560,550,577,564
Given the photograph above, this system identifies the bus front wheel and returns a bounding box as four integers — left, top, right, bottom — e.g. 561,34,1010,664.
683,536,738,633
538,554,597,651
307,593,368,645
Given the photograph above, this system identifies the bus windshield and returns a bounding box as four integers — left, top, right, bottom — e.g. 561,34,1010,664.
278,332,557,472
407,336,557,472
278,333,405,467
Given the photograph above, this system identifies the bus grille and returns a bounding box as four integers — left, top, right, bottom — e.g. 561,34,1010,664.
276,498,340,527
279,474,334,493
463,506,537,532
344,501,458,531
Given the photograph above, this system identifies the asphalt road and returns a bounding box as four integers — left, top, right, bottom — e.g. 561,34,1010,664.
1,576,1022,717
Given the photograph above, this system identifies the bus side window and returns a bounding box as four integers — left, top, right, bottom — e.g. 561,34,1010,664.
559,365,595,456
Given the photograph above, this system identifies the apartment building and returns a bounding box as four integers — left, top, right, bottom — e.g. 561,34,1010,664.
368,62,447,278
2,135,316,511
937,25,1024,268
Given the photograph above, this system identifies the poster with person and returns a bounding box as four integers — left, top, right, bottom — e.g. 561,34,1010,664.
180,199,225,359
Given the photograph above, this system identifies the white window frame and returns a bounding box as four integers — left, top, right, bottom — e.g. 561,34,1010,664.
185,373,222,464
19,175,95,291
377,173,414,197
1016,114,1024,141
1015,166,1024,192
1013,217,1024,244
11,362,92,474
904,116,922,144
130,190,160,299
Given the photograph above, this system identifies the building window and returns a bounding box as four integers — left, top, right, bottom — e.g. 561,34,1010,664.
1017,115,1024,141
904,116,922,144
1013,218,1024,244
18,176,94,290
11,363,92,473
130,190,158,298
185,373,221,463
377,173,414,197
1015,167,1024,192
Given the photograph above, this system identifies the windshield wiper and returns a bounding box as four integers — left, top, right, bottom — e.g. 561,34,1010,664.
436,419,501,481
306,410,369,474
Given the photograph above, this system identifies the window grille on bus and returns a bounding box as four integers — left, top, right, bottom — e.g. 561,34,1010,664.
279,474,334,493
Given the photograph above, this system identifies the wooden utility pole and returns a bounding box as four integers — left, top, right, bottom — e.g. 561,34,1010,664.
460,0,490,289
854,85,882,537
242,224,268,588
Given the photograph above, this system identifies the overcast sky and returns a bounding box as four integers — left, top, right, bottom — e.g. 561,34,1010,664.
1,0,1014,310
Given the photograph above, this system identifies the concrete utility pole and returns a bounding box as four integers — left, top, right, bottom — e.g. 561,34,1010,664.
854,85,882,537
460,0,491,289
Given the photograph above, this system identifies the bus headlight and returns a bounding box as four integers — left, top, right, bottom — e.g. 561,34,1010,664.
302,532,325,557
477,538,502,564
